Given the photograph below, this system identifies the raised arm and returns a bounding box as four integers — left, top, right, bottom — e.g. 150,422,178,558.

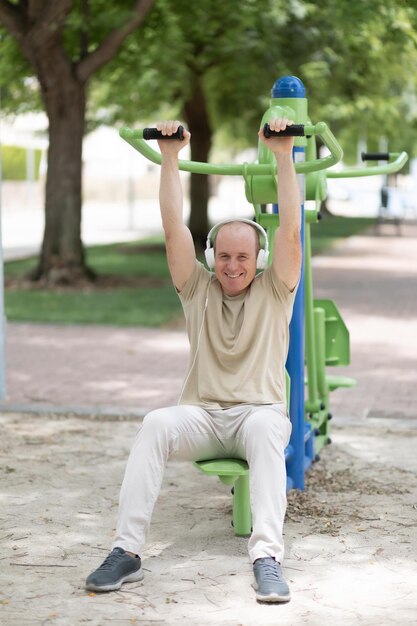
258,118,302,292
157,120,196,291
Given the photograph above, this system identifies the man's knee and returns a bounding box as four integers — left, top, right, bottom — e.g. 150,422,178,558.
131,408,177,457
141,408,173,436
245,407,291,446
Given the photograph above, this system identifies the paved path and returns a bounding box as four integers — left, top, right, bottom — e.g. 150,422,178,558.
1,222,416,422
2,324,189,416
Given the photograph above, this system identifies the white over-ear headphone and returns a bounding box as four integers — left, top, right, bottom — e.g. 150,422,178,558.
204,218,269,270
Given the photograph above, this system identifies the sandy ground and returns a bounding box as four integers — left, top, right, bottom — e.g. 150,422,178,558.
0,412,416,626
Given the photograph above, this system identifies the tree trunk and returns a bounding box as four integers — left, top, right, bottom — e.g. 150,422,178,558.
27,55,92,284
183,78,212,250
35,81,92,283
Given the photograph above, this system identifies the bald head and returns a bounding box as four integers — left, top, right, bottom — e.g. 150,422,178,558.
212,221,261,296
214,221,260,256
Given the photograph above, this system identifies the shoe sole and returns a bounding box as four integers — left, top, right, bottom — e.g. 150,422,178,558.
86,567,144,592
253,583,291,603
255,592,291,603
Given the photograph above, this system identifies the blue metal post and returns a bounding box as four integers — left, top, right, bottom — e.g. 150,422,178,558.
271,76,306,490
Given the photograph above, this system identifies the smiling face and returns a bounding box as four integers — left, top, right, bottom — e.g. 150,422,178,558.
213,222,259,296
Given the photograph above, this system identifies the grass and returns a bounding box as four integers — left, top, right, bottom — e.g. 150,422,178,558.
310,214,375,255
4,285,182,327
4,239,183,327
4,239,171,279
4,216,375,327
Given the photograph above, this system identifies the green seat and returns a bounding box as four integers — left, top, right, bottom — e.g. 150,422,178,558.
195,459,251,536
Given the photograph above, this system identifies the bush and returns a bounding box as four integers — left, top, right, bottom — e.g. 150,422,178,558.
1,145,42,180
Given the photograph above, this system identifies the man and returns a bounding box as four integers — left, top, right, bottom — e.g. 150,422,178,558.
86,118,302,603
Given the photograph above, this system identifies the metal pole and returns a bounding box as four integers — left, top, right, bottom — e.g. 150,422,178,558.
271,76,307,490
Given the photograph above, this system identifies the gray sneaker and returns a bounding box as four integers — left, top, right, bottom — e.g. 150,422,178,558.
85,547,144,592
253,557,290,603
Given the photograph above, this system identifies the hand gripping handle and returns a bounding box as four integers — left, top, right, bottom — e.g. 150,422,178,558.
263,123,307,138
143,126,184,141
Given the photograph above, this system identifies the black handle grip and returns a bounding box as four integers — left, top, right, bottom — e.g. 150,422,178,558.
263,123,305,138
361,152,390,161
143,126,184,141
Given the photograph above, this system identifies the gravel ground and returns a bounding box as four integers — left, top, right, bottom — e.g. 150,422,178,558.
1,412,416,626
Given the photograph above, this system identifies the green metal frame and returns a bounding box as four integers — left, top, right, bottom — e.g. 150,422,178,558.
119,122,343,180
299,132,408,454
327,153,408,179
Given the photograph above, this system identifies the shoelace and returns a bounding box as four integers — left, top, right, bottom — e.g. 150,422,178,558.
97,550,126,571
257,559,282,581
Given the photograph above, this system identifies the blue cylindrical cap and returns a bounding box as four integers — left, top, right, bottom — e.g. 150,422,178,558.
271,76,306,98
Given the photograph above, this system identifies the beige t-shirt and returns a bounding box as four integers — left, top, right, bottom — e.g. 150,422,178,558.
178,260,297,409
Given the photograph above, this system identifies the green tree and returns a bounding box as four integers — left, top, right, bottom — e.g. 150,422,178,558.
0,0,155,283
2,0,416,279
94,0,417,241
276,0,417,161
93,0,289,245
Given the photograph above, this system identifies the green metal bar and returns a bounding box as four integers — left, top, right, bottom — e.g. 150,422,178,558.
233,474,252,536
327,152,408,178
314,433,329,452
311,307,330,451
257,213,278,226
119,123,343,176
308,408,327,431
256,214,278,269
307,122,343,172
304,221,320,413
314,307,328,399
121,129,265,175
305,208,320,223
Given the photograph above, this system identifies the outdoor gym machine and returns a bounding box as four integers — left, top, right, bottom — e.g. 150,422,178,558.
302,128,407,465
120,75,408,513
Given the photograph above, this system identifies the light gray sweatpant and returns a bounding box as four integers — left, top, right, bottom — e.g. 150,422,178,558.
112,403,292,564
